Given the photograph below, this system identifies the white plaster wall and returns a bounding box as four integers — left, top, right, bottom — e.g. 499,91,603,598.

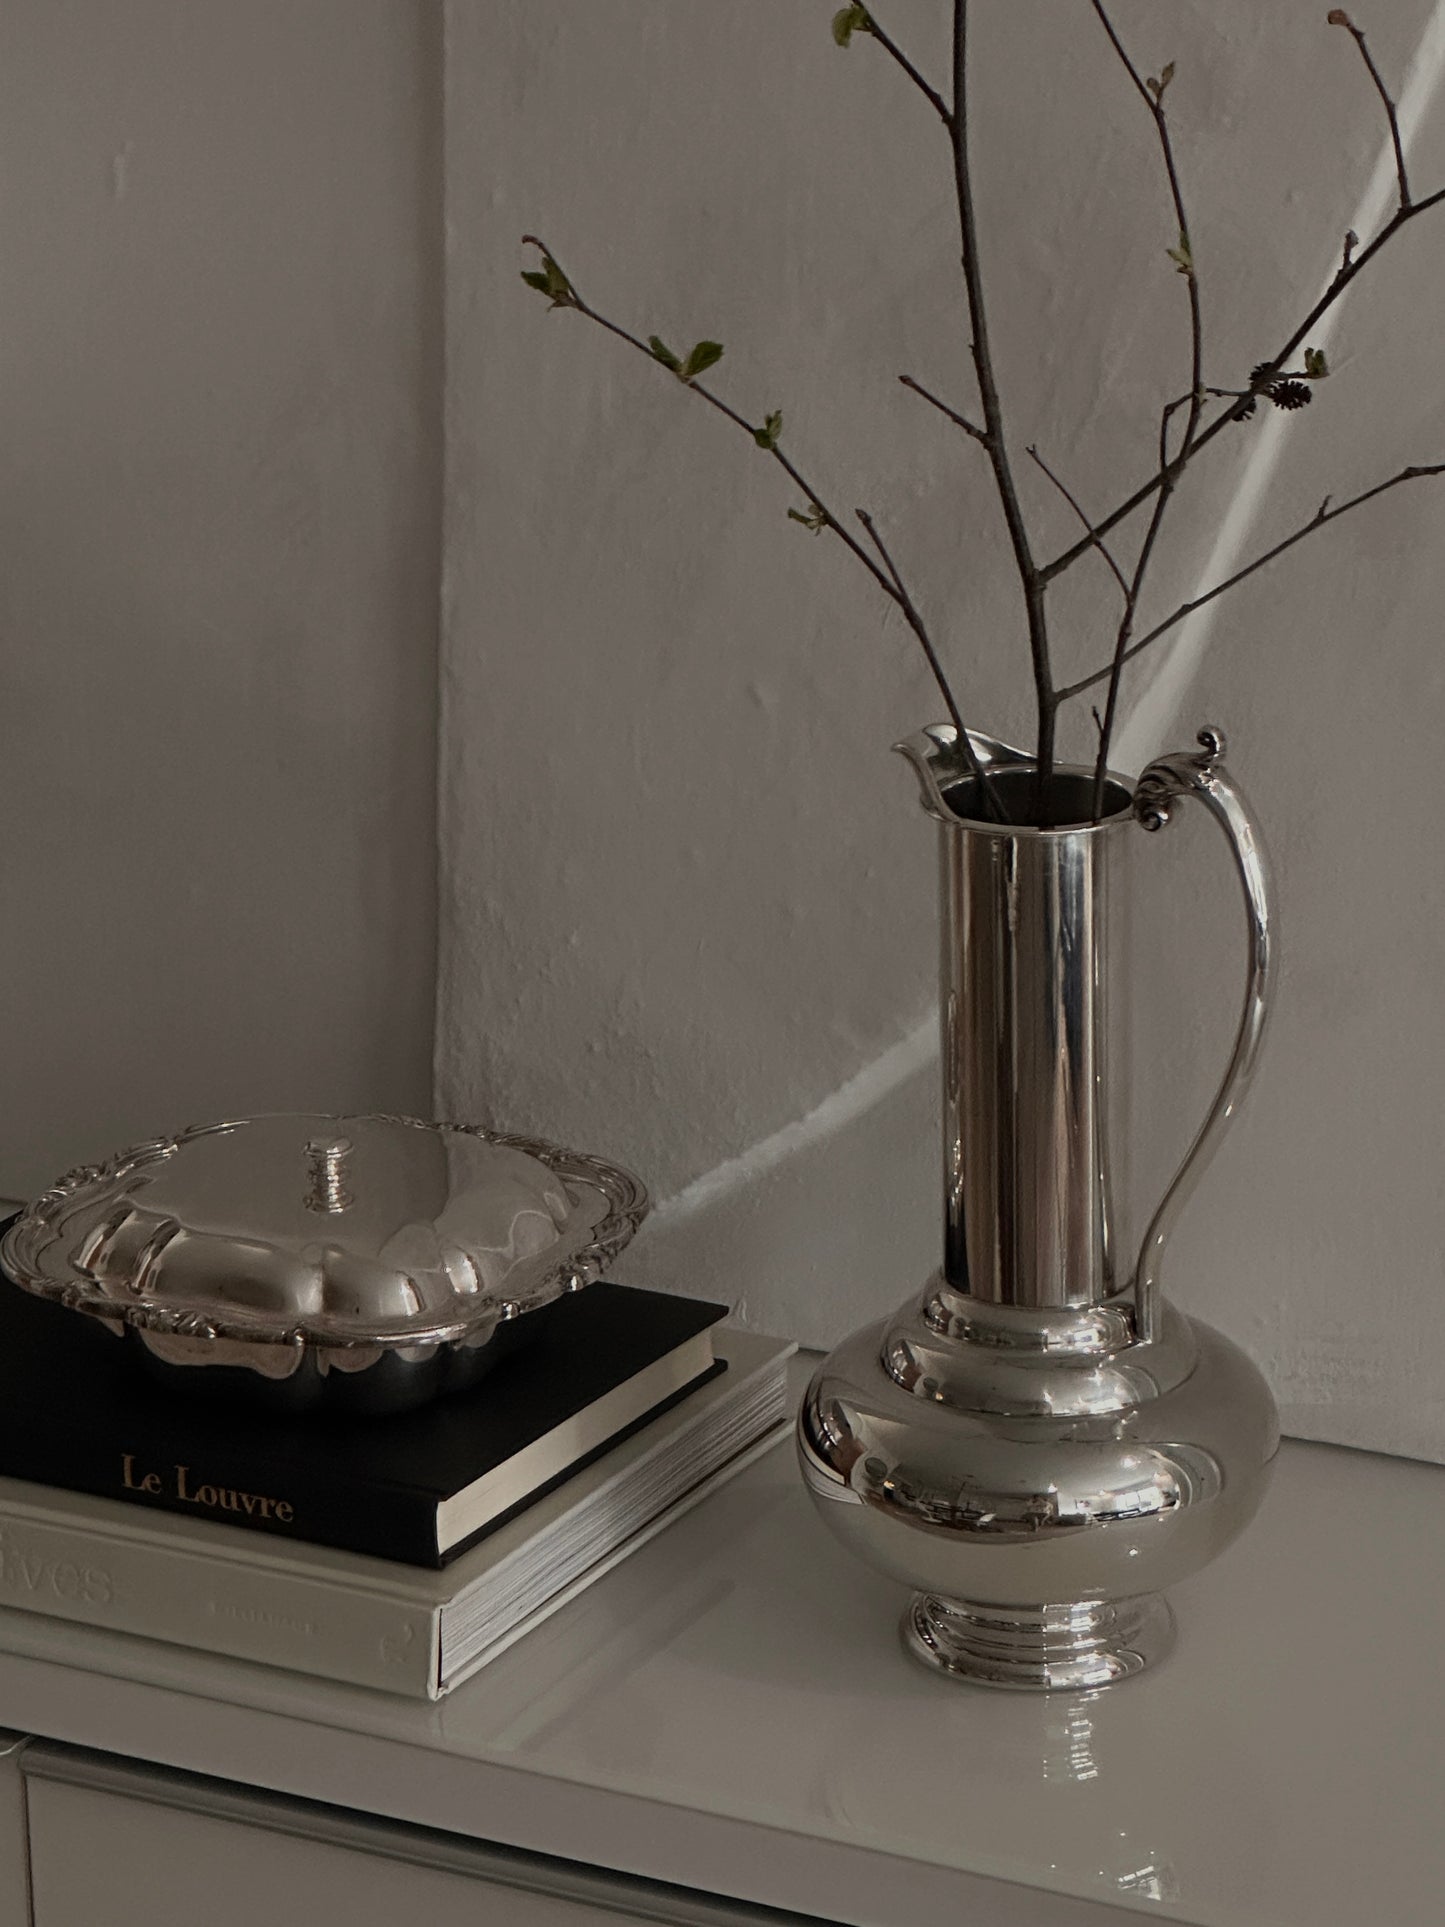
442,2,1445,1459
0,0,441,1195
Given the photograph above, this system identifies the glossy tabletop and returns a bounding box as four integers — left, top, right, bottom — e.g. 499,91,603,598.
0,1384,1438,1927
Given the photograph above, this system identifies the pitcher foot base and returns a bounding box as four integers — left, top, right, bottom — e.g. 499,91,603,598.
903,1590,1175,1691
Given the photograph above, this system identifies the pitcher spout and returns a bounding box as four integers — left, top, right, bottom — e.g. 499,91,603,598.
892,723,1029,823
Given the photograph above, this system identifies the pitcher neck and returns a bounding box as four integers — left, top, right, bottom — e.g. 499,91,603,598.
937,779,1124,1311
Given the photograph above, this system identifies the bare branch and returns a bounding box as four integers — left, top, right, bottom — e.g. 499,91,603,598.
1038,179,1445,588
530,9,1445,827
1026,445,1130,601
1087,4,1205,811
521,239,1007,788
1056,463,1445,703
522,236,898,600
856,8,952,126
856,510,1001,811
1086,6,1203,426
951,0,1055,797
1329,10,1410,209
899,373,989,444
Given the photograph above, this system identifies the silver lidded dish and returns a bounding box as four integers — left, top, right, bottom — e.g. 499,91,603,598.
0,1114,648,1415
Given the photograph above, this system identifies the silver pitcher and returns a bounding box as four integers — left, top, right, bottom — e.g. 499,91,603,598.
797,724,1279,1690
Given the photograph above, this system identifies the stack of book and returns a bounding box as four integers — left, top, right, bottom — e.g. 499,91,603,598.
0,1269,794,1697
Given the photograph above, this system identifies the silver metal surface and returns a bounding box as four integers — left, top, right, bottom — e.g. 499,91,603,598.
1,1114,648,1414
800,1307,1275,1690
798,724,1279,1688
903,1592,1176,1692
1131,727,1276,1342
304,1135,354,1215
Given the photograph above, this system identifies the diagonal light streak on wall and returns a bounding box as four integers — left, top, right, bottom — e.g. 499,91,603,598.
653,1016,937,1225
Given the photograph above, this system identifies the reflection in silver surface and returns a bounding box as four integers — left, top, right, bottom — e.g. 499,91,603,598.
822,1676,1192,1904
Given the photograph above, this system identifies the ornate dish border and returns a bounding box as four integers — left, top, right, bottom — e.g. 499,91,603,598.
0,1116,650,1355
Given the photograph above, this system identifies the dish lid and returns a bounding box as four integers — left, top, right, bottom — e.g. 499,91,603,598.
0,1114,648,1351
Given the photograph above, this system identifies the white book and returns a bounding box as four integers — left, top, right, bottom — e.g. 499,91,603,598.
0,1330,795,1699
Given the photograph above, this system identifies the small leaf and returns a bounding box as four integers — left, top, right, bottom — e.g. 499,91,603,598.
680,339,725,382
1303,346,1330,379
1166,233,1194,277
788,502,827,534
520,248,575,309
753,409,783,450
832,4,872,47
648,335,683,373
1146,60,1175,99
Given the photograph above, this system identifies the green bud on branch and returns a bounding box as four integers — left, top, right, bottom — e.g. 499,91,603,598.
753,410,783,450
788,502,827,533
680,340,725,381
1166,230,1194,277
1303,346,1330,379
832,5,872,49
648,337,724,382
520,246,576,310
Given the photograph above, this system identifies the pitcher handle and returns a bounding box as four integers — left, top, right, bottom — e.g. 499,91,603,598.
1130,726,1277,1342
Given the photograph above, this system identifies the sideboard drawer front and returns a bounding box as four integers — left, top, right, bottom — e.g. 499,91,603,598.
29,1779,640,1927
22,1745,840,1927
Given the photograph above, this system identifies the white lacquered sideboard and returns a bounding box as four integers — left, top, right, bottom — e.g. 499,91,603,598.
0,1417,1436,1926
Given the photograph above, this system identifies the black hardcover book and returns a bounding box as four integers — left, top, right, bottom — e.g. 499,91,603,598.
0,1274,727,1567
